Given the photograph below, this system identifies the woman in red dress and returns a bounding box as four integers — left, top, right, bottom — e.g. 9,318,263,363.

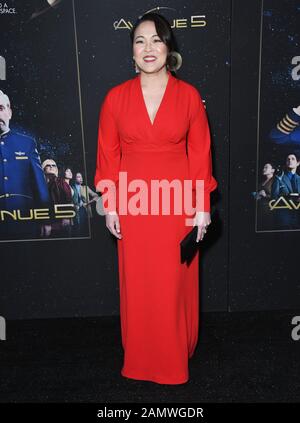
94,12,218,384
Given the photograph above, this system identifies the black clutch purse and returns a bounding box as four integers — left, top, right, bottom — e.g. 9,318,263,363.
180,225,199,264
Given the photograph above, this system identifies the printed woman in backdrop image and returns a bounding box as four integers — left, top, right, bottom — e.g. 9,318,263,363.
94,12,218,384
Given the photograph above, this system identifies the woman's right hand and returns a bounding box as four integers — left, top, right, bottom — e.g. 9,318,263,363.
105,211,122,239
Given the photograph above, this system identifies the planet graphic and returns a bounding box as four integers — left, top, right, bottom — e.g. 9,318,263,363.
29,0,63,21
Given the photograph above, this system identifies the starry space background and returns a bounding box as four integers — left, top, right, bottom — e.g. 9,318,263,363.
0,0,86,180
259,0,300,171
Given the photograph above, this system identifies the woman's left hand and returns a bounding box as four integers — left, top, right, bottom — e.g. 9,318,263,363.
193,211,211,242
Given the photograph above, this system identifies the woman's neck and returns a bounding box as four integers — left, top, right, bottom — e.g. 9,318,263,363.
139,67,169,89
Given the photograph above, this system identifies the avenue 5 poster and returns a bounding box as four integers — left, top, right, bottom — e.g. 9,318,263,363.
0,0,94,242
256,0,300,232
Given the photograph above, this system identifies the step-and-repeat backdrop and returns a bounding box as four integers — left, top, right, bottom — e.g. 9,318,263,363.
1,0,298,318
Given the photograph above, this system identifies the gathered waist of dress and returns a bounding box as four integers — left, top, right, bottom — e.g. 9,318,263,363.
121,144,186,156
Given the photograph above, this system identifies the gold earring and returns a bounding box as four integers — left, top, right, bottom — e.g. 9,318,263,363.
166,51,182,72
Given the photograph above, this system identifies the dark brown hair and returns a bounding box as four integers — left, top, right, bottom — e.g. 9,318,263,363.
130,12,180,73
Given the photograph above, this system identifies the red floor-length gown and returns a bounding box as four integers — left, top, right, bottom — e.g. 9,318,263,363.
94,70,218,384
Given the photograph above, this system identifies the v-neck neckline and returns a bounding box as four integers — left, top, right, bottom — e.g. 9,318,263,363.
137,70,172,128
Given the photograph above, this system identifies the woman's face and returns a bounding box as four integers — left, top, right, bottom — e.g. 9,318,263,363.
133,20,168,74
263,163,275,176
65,168,72,179
44,160,58,177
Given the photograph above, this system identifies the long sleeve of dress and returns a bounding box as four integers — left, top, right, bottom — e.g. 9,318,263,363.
94,90,121,213
187,88,218,213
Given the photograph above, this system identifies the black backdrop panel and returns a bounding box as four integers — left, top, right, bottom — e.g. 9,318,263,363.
229,0,300,311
